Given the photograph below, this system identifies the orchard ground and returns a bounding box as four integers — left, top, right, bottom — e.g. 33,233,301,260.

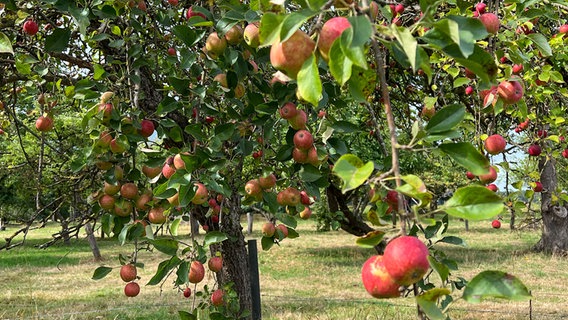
1,217,567,320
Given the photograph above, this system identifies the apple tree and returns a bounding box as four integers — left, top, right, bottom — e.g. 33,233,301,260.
2,0,563,318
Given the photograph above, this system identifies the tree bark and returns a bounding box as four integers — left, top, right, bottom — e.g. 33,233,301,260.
534,157,568,254
219,191,253,319
85,223,103,262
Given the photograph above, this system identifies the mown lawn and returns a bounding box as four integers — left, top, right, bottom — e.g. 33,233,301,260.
1,217,567,320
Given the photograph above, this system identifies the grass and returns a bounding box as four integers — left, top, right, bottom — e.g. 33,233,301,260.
1,217,568,320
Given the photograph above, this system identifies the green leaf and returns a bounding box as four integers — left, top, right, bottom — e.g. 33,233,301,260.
392,26,419,72
333,154,374,193
527,33,552,57
214,123,235,141
178,310,197,320
355,230,385,248
45,28,71,52
439,142,490,175
0,32,14,54
172,25,199,47
425,104,465,133
396,175,432,207
297,54,322,106
259,12,284,47
147,256,181,286
463,270,531,303
428,256,450,283
91,266,113,280
175,261,189,285
438,235,466,246
434,16,488,58
204,231,228,246
150,239,179,256
299,165,322,183
347,15,373,47
329,36,353,85
279,10,314,43
261,236,275,251
440,185,504,221
416,288,451,320
170,218,181,236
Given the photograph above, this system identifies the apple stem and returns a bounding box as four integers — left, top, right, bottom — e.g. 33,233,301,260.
370,38,407,235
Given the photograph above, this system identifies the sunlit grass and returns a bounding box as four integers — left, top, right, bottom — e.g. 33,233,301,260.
0,217,567,319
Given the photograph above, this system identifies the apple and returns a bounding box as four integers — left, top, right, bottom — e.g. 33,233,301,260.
299,207,312,219
98,130,113,148
289,110,307,130
300,191,311,206
486,184,498,192
98,102,113,123
35,115,54,132
475,2,486,14
492,219,501,229
484,134,507,155
292,147,309,164
243,23,260,48
466,171,476,180
465,86,474,95
183,287,191,298
499,56,508,63
361,255,401,299
189,260,205,283
478,166,497,184
262,222,276,237
168,0,178,5
528,144,541,156
383,236,430,286
395,4,404,14
559,24,568,34
479,13,500,34
173,152,189,170
276,187,301,206
167,47,176,56
318,110,326,118
293,130,314,150
464,68,476,79
512,64,523,74
259,173,277,190
114,199,133,217
138,119,155,138
104,182,121,196
109,138,127,154
186,6,206,20
537,130,547,138
99,194,116,210
562,149,568,158
23,20,39,36
270,30,316,79
420,106,435,119
206,32,227,58
245,179,263,199
276,224,288,238
191,182,208,204
318,17,351,62
214,73,229,88
148,207,167,224
225,25,243,45
533,181,543,192
369,1,379,21
162,163,176,179
120,183,138,199
234,82,246,98
385,190,399,207
142,165,161,179
208,256,223,272
306,146,320,166
124,282,140,297
279,102,298,119
135,192,152,211
211,289,225,306
137,0,147,11
497,79,523,105
120,264,137,282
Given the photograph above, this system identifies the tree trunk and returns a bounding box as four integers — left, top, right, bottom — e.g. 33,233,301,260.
85,223,103,261
534,158,568,254
219,191,253,319
247,212,254,235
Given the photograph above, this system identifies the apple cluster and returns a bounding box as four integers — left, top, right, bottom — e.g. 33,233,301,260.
361,236,430,298
120,264,140,297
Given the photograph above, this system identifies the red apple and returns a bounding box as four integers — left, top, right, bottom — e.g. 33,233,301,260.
394,4,404,14
559,24,568,34
492,219,501,229
245,179,263,199
276,187,301,206
208,256,223,272
124,282,140,297
486,184,498,192
289,110,307,130
279,102,298,119
421,106,436,119
109,138,127,154
484,134,507,155
142,165,161,179
120,183,138,199
120,264,137,282
306,146,320,166
186,6,206,20
23,20,39,36
162,162,176,179
478,166,497,184
497,79,523,105
259,173,277,190
270,30,316,79
205,32,227,58
383,236,430,286
276,224,288,238
479,13,500,34
318,17,351,61
191,182,208,205
99,194,116,211
361,255,401,299
512,64,523,74
528,144,541,156
213,73,229,88
183,287,191,298
562,149,568,158
148,207,166,224
533,181,543,192
262,222,276,237
211,289,225,306
113,199,133,217
35,115,54,132
243,23,260,48
135,192,152,211
466,171,476,180
475,2,486,14
318,110,327,118
167,47,176,56
537,130,547,138
293,130,314,150
104,182,121,196
299,207,312,219
292,147,309,163
465,86,474,95
300,191,311,206
188,261,205,283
